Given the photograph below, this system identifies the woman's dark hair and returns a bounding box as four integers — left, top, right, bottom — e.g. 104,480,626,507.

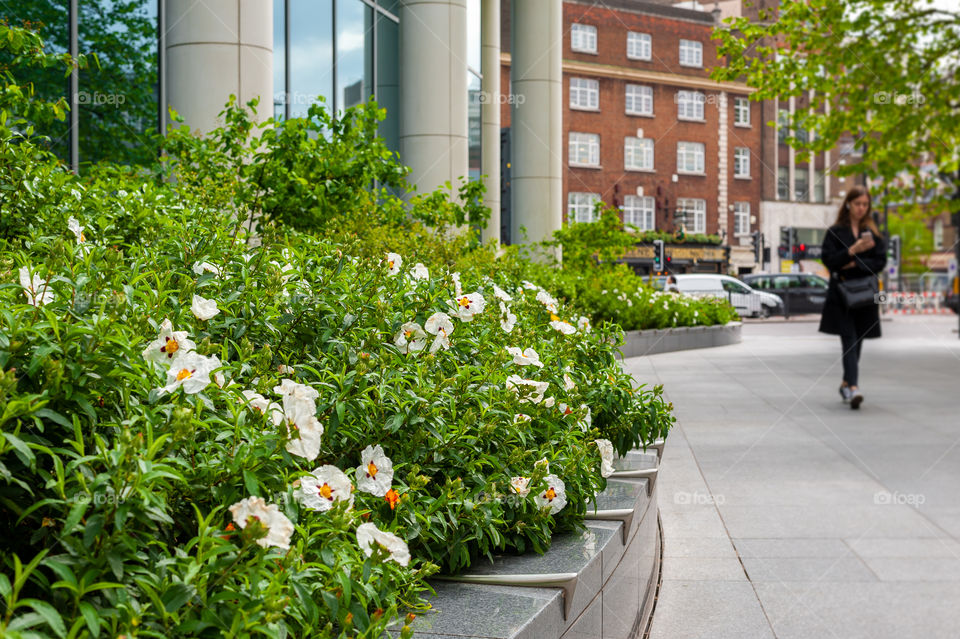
835,185,880,235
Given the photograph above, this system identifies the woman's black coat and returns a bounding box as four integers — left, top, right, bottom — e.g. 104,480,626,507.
818,224,887,339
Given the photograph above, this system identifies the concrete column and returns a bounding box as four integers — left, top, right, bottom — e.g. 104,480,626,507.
399,0,468,197
165,0,273,133
510,0,563,246
480,0,501,244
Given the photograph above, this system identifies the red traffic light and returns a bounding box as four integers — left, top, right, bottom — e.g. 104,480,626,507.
799,243,806,252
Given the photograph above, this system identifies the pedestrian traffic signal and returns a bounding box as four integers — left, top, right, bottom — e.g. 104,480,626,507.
889,235,901,266
653,239,665,272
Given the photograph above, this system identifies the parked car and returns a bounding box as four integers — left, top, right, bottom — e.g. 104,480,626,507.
946,275,959,315
674,274,783,318
742,273,829,315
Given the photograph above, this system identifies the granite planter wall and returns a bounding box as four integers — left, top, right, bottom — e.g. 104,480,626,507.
397,442,663,639
619,321,741,358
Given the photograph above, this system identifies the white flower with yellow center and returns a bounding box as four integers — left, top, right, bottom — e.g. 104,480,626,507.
410,263,429,281
499,301,517,333
18,267,53,307
67,216,86,243
522,280,540,291
229,496,295,550
510,476,531,497
451,292,486,322
394,322,427,354
298,465,354,511
492,284,513,302
191,294,220,321
142,319,196,366
595,439,615,478
534,474,567,514
356,522,410,566
241,390,283,426
505,374,550,404
514,413,532,424
424,312,454,353
356,444,394,497
274,379,323,460
192,261,221,277
386,252,402,276
549,316,576,335
577,316,591,333
159,351,219,395
536,290,559,313
506,346,544,368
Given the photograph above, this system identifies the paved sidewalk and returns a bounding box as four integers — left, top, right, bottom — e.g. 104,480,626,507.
623,315,960,639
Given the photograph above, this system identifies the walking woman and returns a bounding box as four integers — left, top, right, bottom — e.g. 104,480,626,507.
819,186,886,409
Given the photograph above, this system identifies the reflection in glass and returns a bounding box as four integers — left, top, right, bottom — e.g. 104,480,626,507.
274,0,286,119
336,0,372,111
468,72,482,182
376,3,400,152
289,0,333,118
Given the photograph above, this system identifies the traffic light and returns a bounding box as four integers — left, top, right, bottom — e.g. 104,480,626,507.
751,231,762,264
889,235,901,266
653,239,665,272
780,227,798,258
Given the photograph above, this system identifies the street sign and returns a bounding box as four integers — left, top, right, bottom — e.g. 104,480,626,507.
949,258,958,274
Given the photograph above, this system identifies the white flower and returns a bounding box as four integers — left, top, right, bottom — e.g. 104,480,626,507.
298,465,354,511
270,260,296,285
394,322,427,354
411,263,429,280
67,216,86,244
500,302,517,333
18,267,54,307
564,372,576,391
506,374,550,404
356,522,410,566
277,364,295,375
451,292,486,322
536,290,559,313
142,319,196,366
159,351,220,395
273,378,320,402
543,396,556,408
550,319,576,335
425,312,454,353
534,474,567,514
577,316,591,333
386,252,402,276
451,272,463,296
510,476,531,497
274,380,323,461
514,413,531,424
579,404,592,431
356,444,394,497
229,496,295,550
522,280,540,291
241,390,283,426
595,439,615,478
192,261,221,277
492,284,513,301
191,294,220,321
506,346,544,368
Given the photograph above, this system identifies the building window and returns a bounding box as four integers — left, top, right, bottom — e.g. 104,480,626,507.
569,132,600,166
677,90,705,120
734,147,750,178
625,84,653,116
625,137,654,171
677,141,705,174
571,24,598,53
627,32,651,60
734,202,750,235
568,192,601,223
777,166,789,199
623,195,656,231
570,77,599,110
734,96,750,126
795,168,809,201
814,169,826,202
934,219,944,250
677,198,706,233
679,39,702,67
777,109,790,144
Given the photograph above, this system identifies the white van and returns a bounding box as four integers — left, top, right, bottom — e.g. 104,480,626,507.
673,274,783,318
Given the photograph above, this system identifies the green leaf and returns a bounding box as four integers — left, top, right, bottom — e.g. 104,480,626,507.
20,599,66,638
79,601,100,638
161,582,196,614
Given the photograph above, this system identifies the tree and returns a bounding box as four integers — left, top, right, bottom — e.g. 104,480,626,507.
0,0,159,166
712,0,960,216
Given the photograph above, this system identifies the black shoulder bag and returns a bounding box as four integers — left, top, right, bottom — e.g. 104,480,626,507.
837,274,878,310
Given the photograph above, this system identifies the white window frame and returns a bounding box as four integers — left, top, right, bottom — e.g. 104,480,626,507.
676,141,705,174
734,147,751,178
569,132,600,167
622,195,656,231
568,192,601,223
734,202,750,235
625,84,653,116
679,39,702,67
677,90,705,121
733,96,750,126
677,198,706,234
624,137,654,171
569,77,599,111
571,24,598,54
626,32,651,60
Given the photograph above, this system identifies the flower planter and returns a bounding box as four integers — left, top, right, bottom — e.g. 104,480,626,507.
397,443,663,639
619,321,742,358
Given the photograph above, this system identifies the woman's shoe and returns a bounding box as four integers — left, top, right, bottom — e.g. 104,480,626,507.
850,388,863,410
839,384,853,402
